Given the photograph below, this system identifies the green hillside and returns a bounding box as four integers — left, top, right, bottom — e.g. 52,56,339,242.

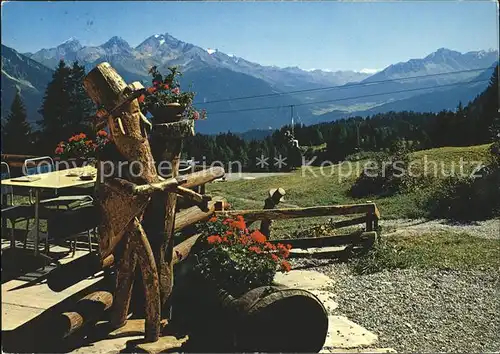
207,143,494,238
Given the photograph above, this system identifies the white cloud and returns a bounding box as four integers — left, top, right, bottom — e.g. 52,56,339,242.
304,68,336,72
358,68,381,74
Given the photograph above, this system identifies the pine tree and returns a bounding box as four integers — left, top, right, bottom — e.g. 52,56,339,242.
38,60,72,150
2,91,32,154
67,61,94,133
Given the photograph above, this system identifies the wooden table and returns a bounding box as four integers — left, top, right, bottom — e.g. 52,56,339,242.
1,166,97,257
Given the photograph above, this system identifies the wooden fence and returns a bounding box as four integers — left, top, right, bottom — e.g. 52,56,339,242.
216,202,380,252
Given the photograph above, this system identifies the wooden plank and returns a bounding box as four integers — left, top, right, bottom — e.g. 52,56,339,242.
2,275,103,331
331,216,367,229
216,203,378,222
2,303,44,331
1,250,103,331
269,231,376,249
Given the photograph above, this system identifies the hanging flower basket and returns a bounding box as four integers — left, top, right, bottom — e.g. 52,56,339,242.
138,66,206,124
148,102,185,124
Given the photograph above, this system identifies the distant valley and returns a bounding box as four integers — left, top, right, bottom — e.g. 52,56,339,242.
1,33,497,134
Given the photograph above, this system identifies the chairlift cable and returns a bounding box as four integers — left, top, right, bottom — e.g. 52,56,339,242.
207,78,489,115
194,67,492,105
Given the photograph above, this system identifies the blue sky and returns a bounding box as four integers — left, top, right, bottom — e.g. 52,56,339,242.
1,1,498,72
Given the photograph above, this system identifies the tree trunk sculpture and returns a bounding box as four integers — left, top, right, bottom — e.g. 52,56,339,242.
83,62,199,353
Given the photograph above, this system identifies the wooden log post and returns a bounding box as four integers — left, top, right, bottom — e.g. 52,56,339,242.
143,112,196,313
55,291,114,339
260,188,286,237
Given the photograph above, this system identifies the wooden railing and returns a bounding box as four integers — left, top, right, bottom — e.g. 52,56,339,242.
216,202,381,251
217,203,380,232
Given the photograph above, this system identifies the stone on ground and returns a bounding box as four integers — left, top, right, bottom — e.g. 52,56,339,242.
323,315,378,349
321,347,397,353
308,289,339,312
274,269,335,289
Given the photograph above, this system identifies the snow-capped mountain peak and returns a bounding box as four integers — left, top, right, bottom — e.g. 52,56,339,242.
62,37,77,44
57,37,82,51
206,48,217,55
102,36,130,47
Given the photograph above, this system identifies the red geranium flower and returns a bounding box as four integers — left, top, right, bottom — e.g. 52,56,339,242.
147,87,157,94
281,260,291,272
97,130,107,137
207,235,222,244
248,246,262,254
264,242,276,250
138,94,145,103
250,230,266,244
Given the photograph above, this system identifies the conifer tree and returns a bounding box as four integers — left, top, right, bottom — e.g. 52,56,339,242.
67,61,94,133
2,91,32,154
38,60,72,149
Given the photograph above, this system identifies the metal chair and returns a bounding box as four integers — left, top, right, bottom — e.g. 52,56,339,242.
23,156,94,209
1,162,35,250
46,204,99,257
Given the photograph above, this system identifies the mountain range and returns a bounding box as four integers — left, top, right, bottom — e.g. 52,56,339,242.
1,32,497,134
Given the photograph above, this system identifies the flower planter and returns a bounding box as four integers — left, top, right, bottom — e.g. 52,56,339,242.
173,274,329,353
149,102,185,124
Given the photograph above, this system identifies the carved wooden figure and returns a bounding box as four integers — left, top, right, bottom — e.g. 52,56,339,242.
83,62,199,353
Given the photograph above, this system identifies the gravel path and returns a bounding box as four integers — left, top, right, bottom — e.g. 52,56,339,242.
305,261,500,353
381,218,500,239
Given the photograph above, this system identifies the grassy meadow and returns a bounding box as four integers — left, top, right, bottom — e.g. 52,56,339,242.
207,143,493,219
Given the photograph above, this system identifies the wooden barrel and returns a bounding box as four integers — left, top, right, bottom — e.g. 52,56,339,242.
173,278,328,352
229,285,329,352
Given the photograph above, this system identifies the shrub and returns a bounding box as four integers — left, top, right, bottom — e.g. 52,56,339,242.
349,141,416,197
424,160,500,221
345,150,387,162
